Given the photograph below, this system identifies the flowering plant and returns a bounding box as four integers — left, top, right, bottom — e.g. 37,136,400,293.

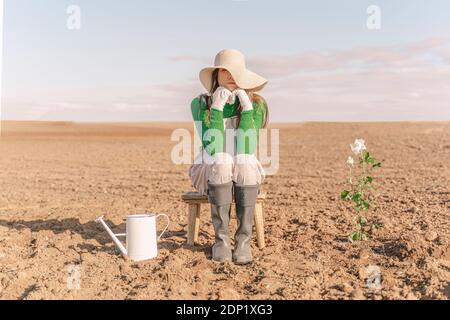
340,139,383,241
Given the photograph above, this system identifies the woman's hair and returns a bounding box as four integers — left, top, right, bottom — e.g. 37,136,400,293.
201,69,269,128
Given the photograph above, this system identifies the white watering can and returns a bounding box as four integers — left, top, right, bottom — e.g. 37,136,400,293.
96,212,170,262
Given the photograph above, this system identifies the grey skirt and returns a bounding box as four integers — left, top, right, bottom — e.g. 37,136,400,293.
188,150,266,196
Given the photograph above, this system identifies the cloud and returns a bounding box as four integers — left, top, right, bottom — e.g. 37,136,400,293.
4,38,450,121
248,37,450,78
2,80,204,121
405,37,450,54
436,47,450,64
111,103,163,111
53,102,93,110
264,62,450,121
170,38,450,80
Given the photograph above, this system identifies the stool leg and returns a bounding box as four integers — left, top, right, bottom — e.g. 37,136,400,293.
193,204,201,243
254,202,265,249
187,203,201,245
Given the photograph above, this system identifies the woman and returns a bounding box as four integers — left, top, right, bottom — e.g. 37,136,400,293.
188,49,269,264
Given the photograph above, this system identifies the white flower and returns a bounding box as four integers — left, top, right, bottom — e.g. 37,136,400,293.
350,139,367,155
347,156,354,166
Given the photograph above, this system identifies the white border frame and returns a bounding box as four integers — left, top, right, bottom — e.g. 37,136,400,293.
0,0,4,136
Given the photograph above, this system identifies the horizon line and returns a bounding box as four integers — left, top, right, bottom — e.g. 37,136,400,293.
1,120,449,124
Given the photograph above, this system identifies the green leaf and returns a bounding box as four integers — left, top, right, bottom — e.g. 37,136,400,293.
361,176,373,185
363,151,370,161
362,200,370,210
350,231,361,242
357,216,367,225
340,190,350,199
352,192,362,202
372,162,381,168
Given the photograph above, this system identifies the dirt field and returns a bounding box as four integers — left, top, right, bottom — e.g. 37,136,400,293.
0,121,449,300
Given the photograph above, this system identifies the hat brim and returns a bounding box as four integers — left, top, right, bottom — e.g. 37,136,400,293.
199,66,268,93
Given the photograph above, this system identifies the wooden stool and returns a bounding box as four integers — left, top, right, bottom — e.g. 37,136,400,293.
181,191,266,249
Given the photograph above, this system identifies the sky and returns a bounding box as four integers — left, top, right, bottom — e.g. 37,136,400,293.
2,0,450,122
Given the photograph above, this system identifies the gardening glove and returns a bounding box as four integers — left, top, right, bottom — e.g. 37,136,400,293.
211,86,233,112
227,90,237,105
233,89,253,112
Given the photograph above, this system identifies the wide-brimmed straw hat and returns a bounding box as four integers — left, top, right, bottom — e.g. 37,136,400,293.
199,49,268,92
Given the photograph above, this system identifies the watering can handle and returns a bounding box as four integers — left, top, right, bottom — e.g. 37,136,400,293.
156,214,170,241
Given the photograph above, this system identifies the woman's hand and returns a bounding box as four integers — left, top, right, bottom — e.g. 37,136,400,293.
211,86,233,111
233,89,253,111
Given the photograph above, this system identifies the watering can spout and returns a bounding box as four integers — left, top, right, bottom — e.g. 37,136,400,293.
95,215,128,258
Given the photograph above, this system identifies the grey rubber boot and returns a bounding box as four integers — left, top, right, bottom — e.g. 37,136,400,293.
207,180,233,262
233,183,260,264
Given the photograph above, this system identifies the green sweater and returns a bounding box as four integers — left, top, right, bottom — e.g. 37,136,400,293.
190,94,267,156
